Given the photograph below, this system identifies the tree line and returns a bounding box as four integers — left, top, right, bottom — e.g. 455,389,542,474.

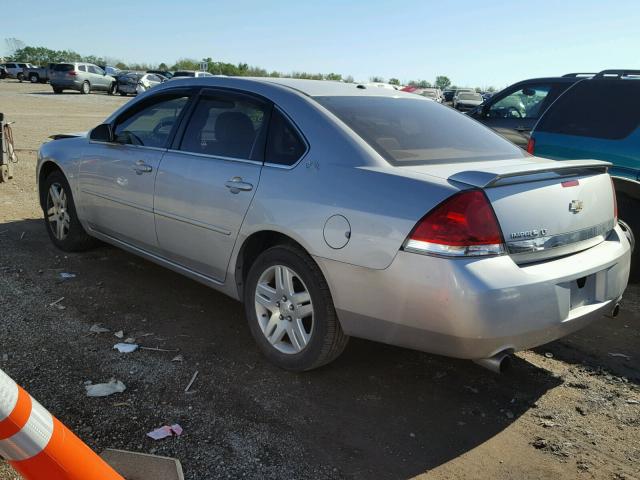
4,41,495,91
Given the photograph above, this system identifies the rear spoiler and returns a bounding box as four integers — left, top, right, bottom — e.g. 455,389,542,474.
449,159,611,188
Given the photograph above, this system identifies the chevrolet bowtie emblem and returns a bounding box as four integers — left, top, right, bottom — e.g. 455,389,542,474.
569,200,584,213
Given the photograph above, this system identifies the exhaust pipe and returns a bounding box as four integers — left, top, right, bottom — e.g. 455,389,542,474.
473,351,512,374
607,302,620,318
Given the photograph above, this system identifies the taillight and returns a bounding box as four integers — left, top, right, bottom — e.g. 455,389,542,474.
404,190,505,257
68,71,77,76
526,137,535,154
611,178,618,223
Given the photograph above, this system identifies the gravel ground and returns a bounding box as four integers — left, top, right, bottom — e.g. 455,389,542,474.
0,80,638,480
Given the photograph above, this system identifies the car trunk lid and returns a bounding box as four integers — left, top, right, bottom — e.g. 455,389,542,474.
401,158,615,263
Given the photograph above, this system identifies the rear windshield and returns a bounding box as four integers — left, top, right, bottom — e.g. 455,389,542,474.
53,64,74,72
173,71,194,77
536,79,640,140
315,96,524,165
459,93,481,100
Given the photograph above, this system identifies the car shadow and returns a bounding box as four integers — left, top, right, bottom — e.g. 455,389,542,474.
0,218,562,479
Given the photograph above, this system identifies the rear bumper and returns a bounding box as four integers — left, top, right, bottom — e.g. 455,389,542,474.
50,80,82,90
316,224,631,359
118,84,137,94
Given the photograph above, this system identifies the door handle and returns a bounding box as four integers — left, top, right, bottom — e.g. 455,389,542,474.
132,160,153,174
225,176,253,193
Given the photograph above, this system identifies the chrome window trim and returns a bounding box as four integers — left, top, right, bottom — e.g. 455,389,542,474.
165,149,263,166
87,141,168,152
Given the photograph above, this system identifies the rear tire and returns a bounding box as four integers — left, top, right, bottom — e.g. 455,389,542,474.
41,170,97,252
80,81,90,94
53,87,63,94
29,73,39,83
618,193,639,282
244,244,349,371
119,91,127,96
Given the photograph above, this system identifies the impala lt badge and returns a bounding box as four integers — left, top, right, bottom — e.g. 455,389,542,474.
510,228,548,240
569,200,584,213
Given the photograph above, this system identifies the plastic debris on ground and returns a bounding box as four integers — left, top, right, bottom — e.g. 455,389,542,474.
184,370,199,392
113,343,139,353
59,272,76,279
114,330,124,338
90,324,110,333
147,424,183,440
608,352,631,360
85,379,126,397
171,355,184,362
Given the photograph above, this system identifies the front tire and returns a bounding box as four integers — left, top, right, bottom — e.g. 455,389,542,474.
244,245,349,371
41,170,96,252
80,81,90,94
52,87,63,94
29,74,39,83
17,72,24,82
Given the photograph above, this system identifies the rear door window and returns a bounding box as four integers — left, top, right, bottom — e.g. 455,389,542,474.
179,92,269,160
78,65,86,72
536,80,640,139
265,109,307,166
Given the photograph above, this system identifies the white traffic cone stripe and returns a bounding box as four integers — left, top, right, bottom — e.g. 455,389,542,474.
0,370,19,422
0,397,54,462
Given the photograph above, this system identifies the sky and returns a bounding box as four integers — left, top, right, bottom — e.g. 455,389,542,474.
3,0,640,88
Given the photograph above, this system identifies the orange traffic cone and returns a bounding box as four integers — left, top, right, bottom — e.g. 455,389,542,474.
0,368,124,480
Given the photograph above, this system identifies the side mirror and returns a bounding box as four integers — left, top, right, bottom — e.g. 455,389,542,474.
90,124,113,142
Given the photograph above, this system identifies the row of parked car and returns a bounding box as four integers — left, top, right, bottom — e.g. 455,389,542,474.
0,61,216,96
466,69,639,277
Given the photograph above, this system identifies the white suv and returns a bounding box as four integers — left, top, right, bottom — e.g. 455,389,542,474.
2,62,36,81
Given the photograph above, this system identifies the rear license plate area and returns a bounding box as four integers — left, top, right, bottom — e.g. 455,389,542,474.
569,274,596,309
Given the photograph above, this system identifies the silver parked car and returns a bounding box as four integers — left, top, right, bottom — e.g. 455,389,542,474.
49,62,116,94
36,77,631,372
453,91,484,111
2,62,36,81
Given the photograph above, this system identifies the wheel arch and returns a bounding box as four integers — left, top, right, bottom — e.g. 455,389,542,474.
233,229,317,300
38,161,65,209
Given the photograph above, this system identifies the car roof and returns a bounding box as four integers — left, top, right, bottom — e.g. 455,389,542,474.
163,76,422,98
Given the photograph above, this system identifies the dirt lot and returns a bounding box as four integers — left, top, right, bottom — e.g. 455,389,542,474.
0,80,638,480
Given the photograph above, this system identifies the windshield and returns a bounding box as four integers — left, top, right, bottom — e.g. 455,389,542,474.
314,96,525,165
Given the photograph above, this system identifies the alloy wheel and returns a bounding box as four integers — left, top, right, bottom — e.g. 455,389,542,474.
46,183,70,240
254,265,314,354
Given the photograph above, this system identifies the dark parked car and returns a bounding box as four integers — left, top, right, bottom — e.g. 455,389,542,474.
147,70,173,79
467,74,592,148
529,69,640,279
442,90,455,103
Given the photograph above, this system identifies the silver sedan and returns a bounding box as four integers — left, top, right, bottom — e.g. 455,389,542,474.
36,77,632,372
